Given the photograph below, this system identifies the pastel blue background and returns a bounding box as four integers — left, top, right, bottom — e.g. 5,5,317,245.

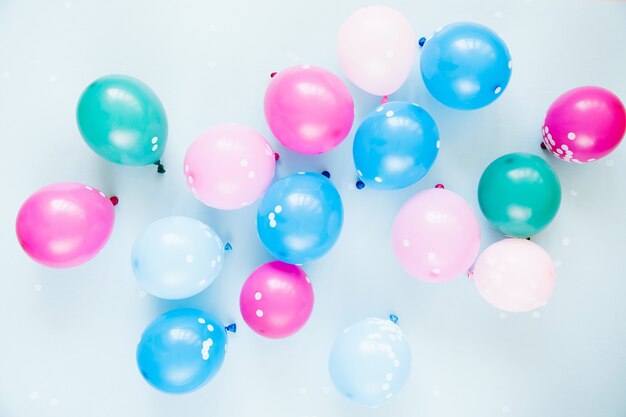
0,1,625,416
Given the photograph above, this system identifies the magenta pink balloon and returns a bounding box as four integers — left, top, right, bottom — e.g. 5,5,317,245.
240,261,314,339
184,124,276,210
542,86,626,162
337,6,415,96
15,183,115,268
472,239,555,313
392,188,481,282
264,65,354,154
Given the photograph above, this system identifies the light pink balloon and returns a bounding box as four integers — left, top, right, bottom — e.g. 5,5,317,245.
392,188,481,282
264,65,354,154
240,261,314,339
337,5,415,96
473,239,555,313
184,124,276,210
16,183,115,268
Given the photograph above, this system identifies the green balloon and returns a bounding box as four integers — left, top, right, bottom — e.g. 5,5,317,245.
478,153,561,237
76,75,168,166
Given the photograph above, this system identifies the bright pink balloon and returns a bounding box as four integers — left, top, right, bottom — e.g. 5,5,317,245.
392,188,481,282
264,65,354,154
472,239,555,313
16,183,115,268
542,86,626,163
240,261,314,338
184,124,276,210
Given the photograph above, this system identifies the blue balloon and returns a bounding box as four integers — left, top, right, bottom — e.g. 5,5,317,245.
257,172,343,264
353,101,439,190
136,308,228,394
329,318,412,407
131,216,225,300
420,22,512,110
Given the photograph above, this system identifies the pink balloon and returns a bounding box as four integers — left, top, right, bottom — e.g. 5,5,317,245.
392,188,481,283
337,6,415,96
16,183,115,268
473,239,555,313
264,65,354,154
542,86,626,163
240,261,314,339
184,124,276,210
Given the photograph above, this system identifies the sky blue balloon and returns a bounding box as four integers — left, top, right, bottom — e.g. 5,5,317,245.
131,216,225,300
257,172,343,265
136,308,228,394
329,318,412,407
420,22,512,110
353,101,439,190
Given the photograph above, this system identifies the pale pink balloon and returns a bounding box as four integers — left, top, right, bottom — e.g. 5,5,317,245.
184,124,276,210
240,261,314,339
337,5,415,96
16,183,115,268
392,188,481,283
472,239,555,313
264,65,354,154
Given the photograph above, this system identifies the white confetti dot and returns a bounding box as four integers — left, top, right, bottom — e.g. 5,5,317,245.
256,309,264,317
374,177,382,183
198,279,207,287
547,133,552,140
393,359,400,367
494,86,502,94
151,136,158,144
402,239,410,247
248,170,255,179
567,132,576,140
385,372,393,381
436,140,440,149
556,148,563,155
274,205,283,213
382,383,390,391
532,311,541,319
217,255,221,263
432,268,441,275
269,219,277,228
376,106,384,112
544,126,549,133
152,144,158,152
30,392,39,400
211,260,216,268
255,292,262,300
240,159,248,167
561,144,569,151
198,318,206,324
268,212,275,220
185,254,194,263
207,324,214,331
184,164,189,172
562,237,571,246
385,110,394,117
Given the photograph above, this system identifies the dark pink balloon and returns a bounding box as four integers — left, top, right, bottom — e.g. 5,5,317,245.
16,183,115,268
264,65,354,154
239,261,314,338
542,86,625,163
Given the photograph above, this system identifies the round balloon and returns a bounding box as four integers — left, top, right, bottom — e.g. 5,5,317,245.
257,172,343,264
478,153,561,238
240,261,314,338
420,22,512,110
264,65,354,154
329,317,412,407
77,74,168,166
136,308,228,394
472,239,555,313
353,101,439,190
542,86,626,162
16,183,115,268
337,6,415,96
131,216,225,300
184,124,276,210
392,188,480,282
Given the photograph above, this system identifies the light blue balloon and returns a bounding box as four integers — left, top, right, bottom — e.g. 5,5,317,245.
136,308,228,394
420,22,512,110
329,318,412,407
257,172,343,265
353,101,439,190
131,216,225,300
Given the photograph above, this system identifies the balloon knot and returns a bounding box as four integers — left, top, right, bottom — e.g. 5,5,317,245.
467,269,474,278
321,171,331,179
418,37,427,47
435,183,445,189
389,314,399,324
154,160,166,174
356,180,365,190
109,196,119,206
540,142,547,150
526,237,531,240
270,72,277,78
224,242,232,251
225,323,237,333
274,152,280,161
380,95,389,104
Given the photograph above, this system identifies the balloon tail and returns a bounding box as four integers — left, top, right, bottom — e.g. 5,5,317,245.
154,160,166,174
224,242,232,251
389,314,399,324
435,183,445,189
109,196,119,206
274,152,280,161
418,37,427,47
526,237,531,241
356,180,365,190
225,323,237,333
381,95,389,104
540,142,547,150
322,170,331,178
270,72,277,78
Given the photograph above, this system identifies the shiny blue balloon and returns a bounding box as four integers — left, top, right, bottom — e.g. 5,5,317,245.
136,308,228,394
353,101,439,190
131,216,225,300
257,172,343,264
329,318,412,407
420,22,512,110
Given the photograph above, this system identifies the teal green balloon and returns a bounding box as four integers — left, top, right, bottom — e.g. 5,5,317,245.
76,75,167,166
478,153,561,238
